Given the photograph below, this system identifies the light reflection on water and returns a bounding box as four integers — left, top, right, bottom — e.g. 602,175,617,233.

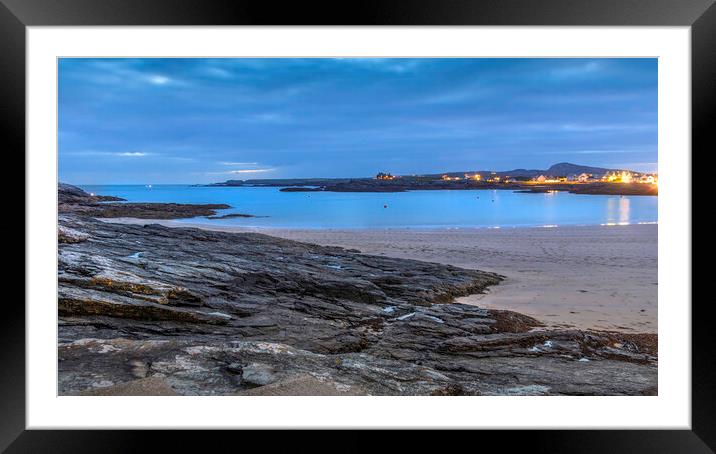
604,196,634,226
81,185,658,229
620,197,631,224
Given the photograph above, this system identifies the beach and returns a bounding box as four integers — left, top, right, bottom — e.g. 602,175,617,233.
59,184,658,396
106,219,657,333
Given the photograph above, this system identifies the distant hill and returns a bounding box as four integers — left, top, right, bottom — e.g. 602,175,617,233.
493,162,623,178
543,162,613,177
432,162,629,179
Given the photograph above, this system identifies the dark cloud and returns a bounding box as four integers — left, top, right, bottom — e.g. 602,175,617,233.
59,58,657,184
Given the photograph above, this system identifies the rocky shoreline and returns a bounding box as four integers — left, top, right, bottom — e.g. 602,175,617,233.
57,184,657,396
59,182,232,219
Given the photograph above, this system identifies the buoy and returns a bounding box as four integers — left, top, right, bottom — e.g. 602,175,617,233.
384,204,388,208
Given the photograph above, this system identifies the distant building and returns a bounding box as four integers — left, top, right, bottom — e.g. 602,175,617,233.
536,175,546,183
376,172,395,180
577,173,592,182
601,170,635,183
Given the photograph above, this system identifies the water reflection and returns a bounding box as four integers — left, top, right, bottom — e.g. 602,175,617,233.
620,197,630,224
605,196,631,225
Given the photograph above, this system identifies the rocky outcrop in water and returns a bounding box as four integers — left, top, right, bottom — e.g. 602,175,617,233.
229,179,658,196
515,182,657,196
57,184,657,395
58,183,231,219
205,213,260,220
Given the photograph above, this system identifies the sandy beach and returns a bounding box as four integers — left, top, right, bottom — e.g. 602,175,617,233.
105,218,657,333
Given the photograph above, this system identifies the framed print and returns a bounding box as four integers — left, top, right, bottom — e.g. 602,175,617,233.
4,0,712,449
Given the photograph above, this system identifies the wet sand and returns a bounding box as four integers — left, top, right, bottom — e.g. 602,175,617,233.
104,218,657,333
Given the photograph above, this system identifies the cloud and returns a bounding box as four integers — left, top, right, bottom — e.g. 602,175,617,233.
572,149,641,154
550,61,603,78
614,161,658,172
204,66,233,79
419,86,490,105
335,58,425,73
246,113,293,124
226,168,275,174
61,59,179,88
62,150,150,157
558,123,655,133
219,161,259,166
147,75,170,85
205,168,276,175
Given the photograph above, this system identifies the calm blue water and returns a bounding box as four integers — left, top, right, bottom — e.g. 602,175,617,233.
80,185,658,229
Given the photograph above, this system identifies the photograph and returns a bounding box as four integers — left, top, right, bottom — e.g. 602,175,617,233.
57,57,659,396
3,0,709,444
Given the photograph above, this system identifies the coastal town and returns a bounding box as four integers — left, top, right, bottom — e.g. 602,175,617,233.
384,169,658,185
370,167,658,196
211,163,658,196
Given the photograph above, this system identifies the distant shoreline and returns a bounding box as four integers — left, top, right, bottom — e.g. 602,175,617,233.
202,162,658,196
204,181,658,196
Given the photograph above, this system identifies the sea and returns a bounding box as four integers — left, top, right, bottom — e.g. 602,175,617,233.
80,184,658,230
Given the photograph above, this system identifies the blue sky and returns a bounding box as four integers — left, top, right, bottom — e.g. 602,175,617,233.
58,58,657,184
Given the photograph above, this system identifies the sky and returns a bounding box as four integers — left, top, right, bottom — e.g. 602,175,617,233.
58,58,657,184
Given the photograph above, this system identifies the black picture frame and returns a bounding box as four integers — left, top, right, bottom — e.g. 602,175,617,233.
3,0,711,450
